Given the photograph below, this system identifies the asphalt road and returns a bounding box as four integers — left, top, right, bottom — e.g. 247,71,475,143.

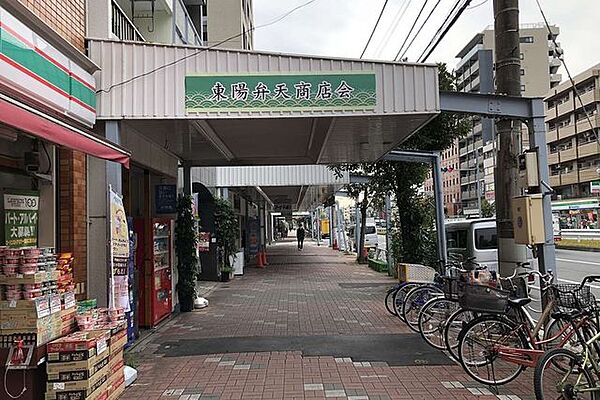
555,248,600,288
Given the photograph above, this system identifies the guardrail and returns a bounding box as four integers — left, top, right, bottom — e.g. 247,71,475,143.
559,229,600,240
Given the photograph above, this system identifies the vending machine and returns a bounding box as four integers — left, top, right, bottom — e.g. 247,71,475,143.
134,218,173,327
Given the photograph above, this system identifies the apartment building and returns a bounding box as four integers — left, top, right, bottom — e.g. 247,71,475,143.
423,139,461,216
456,24,562,214
89,0,252,49
545,64,600,224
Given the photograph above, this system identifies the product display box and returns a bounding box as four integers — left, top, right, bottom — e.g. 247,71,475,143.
0,270,60,285
47,351,110,382
47,330,111,354
46,364,109,395
45,382,108,400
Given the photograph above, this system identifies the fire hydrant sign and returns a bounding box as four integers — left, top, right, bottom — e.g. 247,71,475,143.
185,72,376,112
4,191,39,248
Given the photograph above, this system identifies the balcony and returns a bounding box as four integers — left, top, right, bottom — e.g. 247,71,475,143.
558,123,576,140
173,0,202,46
112,0,145,42
560,147,577,162
550,73,562,84
549,175,560,187
546,106,557,121
459,146,469,156
547,128,558,143
557,100,573,117
579,167,600,183
548,151,559,165
561,170,579,185
578,141,600,158
578,87,600,107
462,190,477,200
576,116,600,135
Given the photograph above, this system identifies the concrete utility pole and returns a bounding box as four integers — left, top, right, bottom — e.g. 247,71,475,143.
493,0,528,276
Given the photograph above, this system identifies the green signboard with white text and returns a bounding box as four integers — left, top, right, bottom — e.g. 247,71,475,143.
185,72,377,112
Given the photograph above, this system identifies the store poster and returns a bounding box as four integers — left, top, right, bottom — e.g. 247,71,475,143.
155,184,177,214
4,191,39,248
109,187,130,312
198,232,211,252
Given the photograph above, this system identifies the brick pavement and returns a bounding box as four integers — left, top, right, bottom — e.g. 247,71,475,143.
125,239,535,400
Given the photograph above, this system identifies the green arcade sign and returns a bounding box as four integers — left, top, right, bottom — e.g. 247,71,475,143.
185,72,377,112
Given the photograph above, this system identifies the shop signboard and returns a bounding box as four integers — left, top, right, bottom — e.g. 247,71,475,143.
247,217,260,255
155,184,177,214
185,72,377,113
109,187,130,312
591,181,600,194
4,190,39,248
0,6,96,126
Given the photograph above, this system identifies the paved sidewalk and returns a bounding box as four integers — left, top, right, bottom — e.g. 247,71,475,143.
125,239,534,400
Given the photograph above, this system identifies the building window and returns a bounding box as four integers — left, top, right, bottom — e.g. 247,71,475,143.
520,36,534,44
520,53,524,60
520,84,526,92
520,69,525,76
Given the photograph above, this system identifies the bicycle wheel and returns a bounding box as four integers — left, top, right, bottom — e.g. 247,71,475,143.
385,284,401,315
458,314,528,385
418,297,460,350
402,284,443,333
393,283,419,323
444,307,476,361
534,348,597,400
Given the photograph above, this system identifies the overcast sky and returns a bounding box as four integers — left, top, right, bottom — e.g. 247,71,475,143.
253,0,599,77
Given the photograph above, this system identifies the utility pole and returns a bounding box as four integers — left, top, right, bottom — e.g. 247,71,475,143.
493,0,528,276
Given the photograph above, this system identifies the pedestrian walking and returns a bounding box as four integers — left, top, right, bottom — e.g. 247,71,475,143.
297,224,305,250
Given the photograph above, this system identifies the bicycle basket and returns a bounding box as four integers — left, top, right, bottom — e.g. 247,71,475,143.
457,283,510,314
397,263,436,283
551,284,594,310
442,276,459,301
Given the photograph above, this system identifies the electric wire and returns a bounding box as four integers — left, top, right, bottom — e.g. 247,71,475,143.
96,0,321,95
373,0,413,58
534,0,600,147
360,0,390,59
397,0,444,61
467,0,489,10
417,0,473,62
394,0,430,61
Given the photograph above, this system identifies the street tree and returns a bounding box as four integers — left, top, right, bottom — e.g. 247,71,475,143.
330,64,470,267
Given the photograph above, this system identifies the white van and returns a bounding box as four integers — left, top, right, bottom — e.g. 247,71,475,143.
347,218,379,251
445,218,537,272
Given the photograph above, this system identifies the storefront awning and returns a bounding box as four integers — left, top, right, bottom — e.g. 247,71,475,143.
0,95,130,167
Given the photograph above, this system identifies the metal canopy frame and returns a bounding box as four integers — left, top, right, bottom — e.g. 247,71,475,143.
382,92,555,275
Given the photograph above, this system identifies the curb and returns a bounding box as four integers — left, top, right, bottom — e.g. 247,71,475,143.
556,245,600,252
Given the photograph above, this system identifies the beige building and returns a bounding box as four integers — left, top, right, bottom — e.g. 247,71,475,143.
546,64,600,203
206,0,254,50
455,24,561,214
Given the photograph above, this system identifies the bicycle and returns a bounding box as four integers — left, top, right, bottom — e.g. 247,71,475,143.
457,268,596,386
533,276,600,400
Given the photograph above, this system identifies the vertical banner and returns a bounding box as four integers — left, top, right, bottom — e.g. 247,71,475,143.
109,187,130,311
247,217,260,255
4,191,39,248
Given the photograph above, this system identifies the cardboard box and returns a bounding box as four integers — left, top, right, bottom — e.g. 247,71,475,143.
45,382,108,400
106,370,125,400
108,350,124,374
47,351,110,381
108,330,126,355
0,270,59,285
47,330,111,354
48,347,97,363
0,310,60,330
46,364,108,394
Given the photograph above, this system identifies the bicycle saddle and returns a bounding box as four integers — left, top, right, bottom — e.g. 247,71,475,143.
508,297,531,308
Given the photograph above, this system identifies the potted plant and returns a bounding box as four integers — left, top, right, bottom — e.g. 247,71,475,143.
175,194,198,312
214,197,238,282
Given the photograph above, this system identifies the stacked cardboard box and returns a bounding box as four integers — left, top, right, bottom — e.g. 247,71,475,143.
105,328,126,400
46,330,111,400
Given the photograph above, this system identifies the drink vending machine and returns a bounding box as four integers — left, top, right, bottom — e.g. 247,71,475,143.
134,218,173,327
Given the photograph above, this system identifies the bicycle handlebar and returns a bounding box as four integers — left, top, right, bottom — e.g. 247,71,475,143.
579,275,600,289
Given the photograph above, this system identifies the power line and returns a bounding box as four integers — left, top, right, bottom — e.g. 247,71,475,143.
534,0,600,146
97,0,321,95
394,0,430,61
414,0,463,62
418,0,473,62
360,0,390,59
373,0,413,58
467,0,488,10
397,0,444,61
